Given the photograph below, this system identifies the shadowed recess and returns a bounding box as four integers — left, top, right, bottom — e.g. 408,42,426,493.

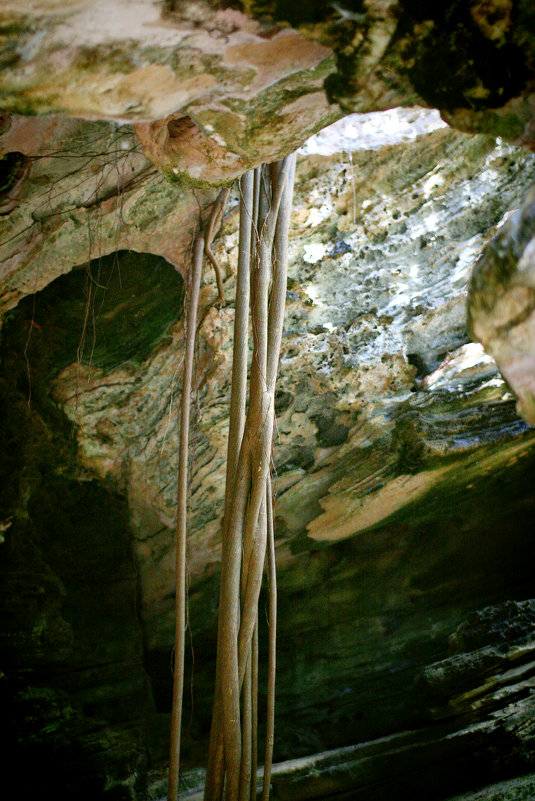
12,250,184,374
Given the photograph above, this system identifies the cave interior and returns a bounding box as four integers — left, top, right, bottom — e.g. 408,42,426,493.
1,2,535,801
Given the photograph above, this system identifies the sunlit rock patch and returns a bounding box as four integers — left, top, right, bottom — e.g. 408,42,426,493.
271,122,535,553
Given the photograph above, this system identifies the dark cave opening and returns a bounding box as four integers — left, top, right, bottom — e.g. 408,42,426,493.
0,250,185,800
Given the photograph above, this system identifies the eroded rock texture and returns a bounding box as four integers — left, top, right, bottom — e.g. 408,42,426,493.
0,115,207,313
1,1,535,186
1,3,535,800
469,183,535,426
2,107,535,800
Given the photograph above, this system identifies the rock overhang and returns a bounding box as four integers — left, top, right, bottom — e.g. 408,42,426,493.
2,4,535,798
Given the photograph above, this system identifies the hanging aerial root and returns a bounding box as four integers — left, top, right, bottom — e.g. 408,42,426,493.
205,187,231,305
168,232,205,801
204,172,254,801
239,648,253,801
262,473,277,801
237,154,295,682
250,620,259,801
202,153,296,801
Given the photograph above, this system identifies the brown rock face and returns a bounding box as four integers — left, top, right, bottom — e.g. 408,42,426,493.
1,1,535,187
134,115,251,187
469,184,535,424
0,114,214,315
3,110,535,800
2,3,535,800
0,1,338,183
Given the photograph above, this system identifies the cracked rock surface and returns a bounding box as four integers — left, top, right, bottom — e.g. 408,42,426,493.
2,108,535,799
2,3,535,799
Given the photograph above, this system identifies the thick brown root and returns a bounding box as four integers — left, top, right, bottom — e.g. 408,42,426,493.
199,155,295,801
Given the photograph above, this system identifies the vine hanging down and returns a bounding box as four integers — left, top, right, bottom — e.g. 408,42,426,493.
167,152,296,801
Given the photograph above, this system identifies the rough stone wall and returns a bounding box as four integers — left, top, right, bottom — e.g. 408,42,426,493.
2,111,535,798
1,0,535,189
1,2,535,799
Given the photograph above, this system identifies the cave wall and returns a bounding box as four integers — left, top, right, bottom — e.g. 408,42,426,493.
1,0,535,192
1,2,535,800
1,115,535,800
0,251,185,799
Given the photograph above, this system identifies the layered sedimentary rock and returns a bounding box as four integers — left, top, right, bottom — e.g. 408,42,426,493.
148,599,535,800
1,1,535,188
268,600,535,801
2,3,535,799
0,0,338,184
0,115,205,313
469,184,535,426
2,106,535,799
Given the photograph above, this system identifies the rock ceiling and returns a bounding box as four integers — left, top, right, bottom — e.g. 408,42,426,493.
2,2,535,801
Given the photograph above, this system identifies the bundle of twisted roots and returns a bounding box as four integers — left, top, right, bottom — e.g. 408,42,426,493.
168,154,297,801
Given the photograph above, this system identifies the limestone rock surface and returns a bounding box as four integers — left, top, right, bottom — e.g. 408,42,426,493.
1,1,535,186
2,109,535,799
2,3,535,800
0,115,214,314
0,0,338,183
469,184,535,425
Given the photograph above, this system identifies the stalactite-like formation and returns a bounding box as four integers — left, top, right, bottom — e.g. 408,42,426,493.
168,154,296,801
